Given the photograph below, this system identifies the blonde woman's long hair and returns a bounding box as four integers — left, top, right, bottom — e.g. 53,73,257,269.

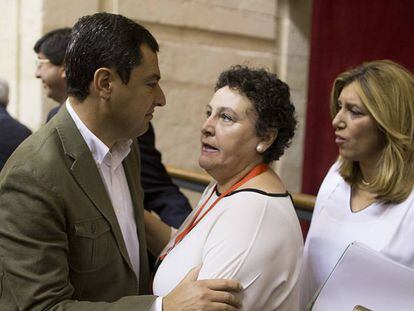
330,60,414,203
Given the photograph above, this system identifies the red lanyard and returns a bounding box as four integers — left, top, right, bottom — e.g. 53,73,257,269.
158,162,269,262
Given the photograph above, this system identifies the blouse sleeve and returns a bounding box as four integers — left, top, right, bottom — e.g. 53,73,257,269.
197,196,303,310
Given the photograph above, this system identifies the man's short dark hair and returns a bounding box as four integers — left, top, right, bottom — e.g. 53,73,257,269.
215,65,297,163
33,28,72,66
65,12,159,102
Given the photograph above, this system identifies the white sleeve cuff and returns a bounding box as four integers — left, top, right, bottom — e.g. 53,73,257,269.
150,297,163,311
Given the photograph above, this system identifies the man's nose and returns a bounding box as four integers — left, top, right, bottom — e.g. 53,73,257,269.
155,84,166,107
35,67,42,79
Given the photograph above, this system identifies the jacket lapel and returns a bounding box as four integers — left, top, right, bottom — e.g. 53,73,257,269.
123,143,151,293
53,106,135,274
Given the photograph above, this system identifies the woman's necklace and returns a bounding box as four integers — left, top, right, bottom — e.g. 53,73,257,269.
361,178,371,186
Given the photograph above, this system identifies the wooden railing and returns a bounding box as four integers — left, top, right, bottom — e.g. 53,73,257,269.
166,165,316,221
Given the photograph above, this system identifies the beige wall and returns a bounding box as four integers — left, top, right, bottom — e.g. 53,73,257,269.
276,0,311,191
0,0,42,129
0,0,311,204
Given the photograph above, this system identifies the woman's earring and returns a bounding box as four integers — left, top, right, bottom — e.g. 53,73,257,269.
256,145,263,152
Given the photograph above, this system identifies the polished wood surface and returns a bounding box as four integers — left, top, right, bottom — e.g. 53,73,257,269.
166,165,315,212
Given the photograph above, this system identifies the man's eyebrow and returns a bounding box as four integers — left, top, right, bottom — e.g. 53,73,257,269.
145,73,161,81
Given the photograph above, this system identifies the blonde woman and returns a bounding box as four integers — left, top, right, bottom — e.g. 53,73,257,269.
300,60,414,307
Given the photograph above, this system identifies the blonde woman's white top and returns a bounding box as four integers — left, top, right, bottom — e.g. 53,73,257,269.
300,162,414,309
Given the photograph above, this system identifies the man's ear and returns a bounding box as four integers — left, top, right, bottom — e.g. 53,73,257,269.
256,128,278,153
93,68,113,100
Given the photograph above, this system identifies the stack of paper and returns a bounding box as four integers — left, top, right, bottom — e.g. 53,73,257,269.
309,242,414,311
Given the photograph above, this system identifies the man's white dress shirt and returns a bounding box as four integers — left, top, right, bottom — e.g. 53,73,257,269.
66,101,140,280
67,100,164,310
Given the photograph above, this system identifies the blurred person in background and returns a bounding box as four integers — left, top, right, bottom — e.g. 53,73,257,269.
34,27,71,121
0,78,31,171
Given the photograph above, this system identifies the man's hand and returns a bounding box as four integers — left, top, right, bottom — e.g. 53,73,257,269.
163,266,243,311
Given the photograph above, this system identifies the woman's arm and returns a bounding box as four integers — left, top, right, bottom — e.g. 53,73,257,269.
198,198,303,310
144,210,172,257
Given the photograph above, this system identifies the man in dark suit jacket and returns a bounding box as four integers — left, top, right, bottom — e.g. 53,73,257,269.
140,123,192,228
36,27,192,229
0,13,241,310
0,79,31,171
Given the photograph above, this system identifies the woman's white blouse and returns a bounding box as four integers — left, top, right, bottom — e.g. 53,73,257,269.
153,183,303,311
300,162,414,308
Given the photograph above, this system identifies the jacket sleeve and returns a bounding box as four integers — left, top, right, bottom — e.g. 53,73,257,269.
0,167,156,311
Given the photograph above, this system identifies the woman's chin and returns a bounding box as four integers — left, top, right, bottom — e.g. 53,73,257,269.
198,158,216,172
198,159,209,170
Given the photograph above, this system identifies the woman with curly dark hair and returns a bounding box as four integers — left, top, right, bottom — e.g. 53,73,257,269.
145,66,303,310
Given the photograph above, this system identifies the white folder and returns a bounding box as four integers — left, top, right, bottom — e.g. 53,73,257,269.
309,242,414,311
